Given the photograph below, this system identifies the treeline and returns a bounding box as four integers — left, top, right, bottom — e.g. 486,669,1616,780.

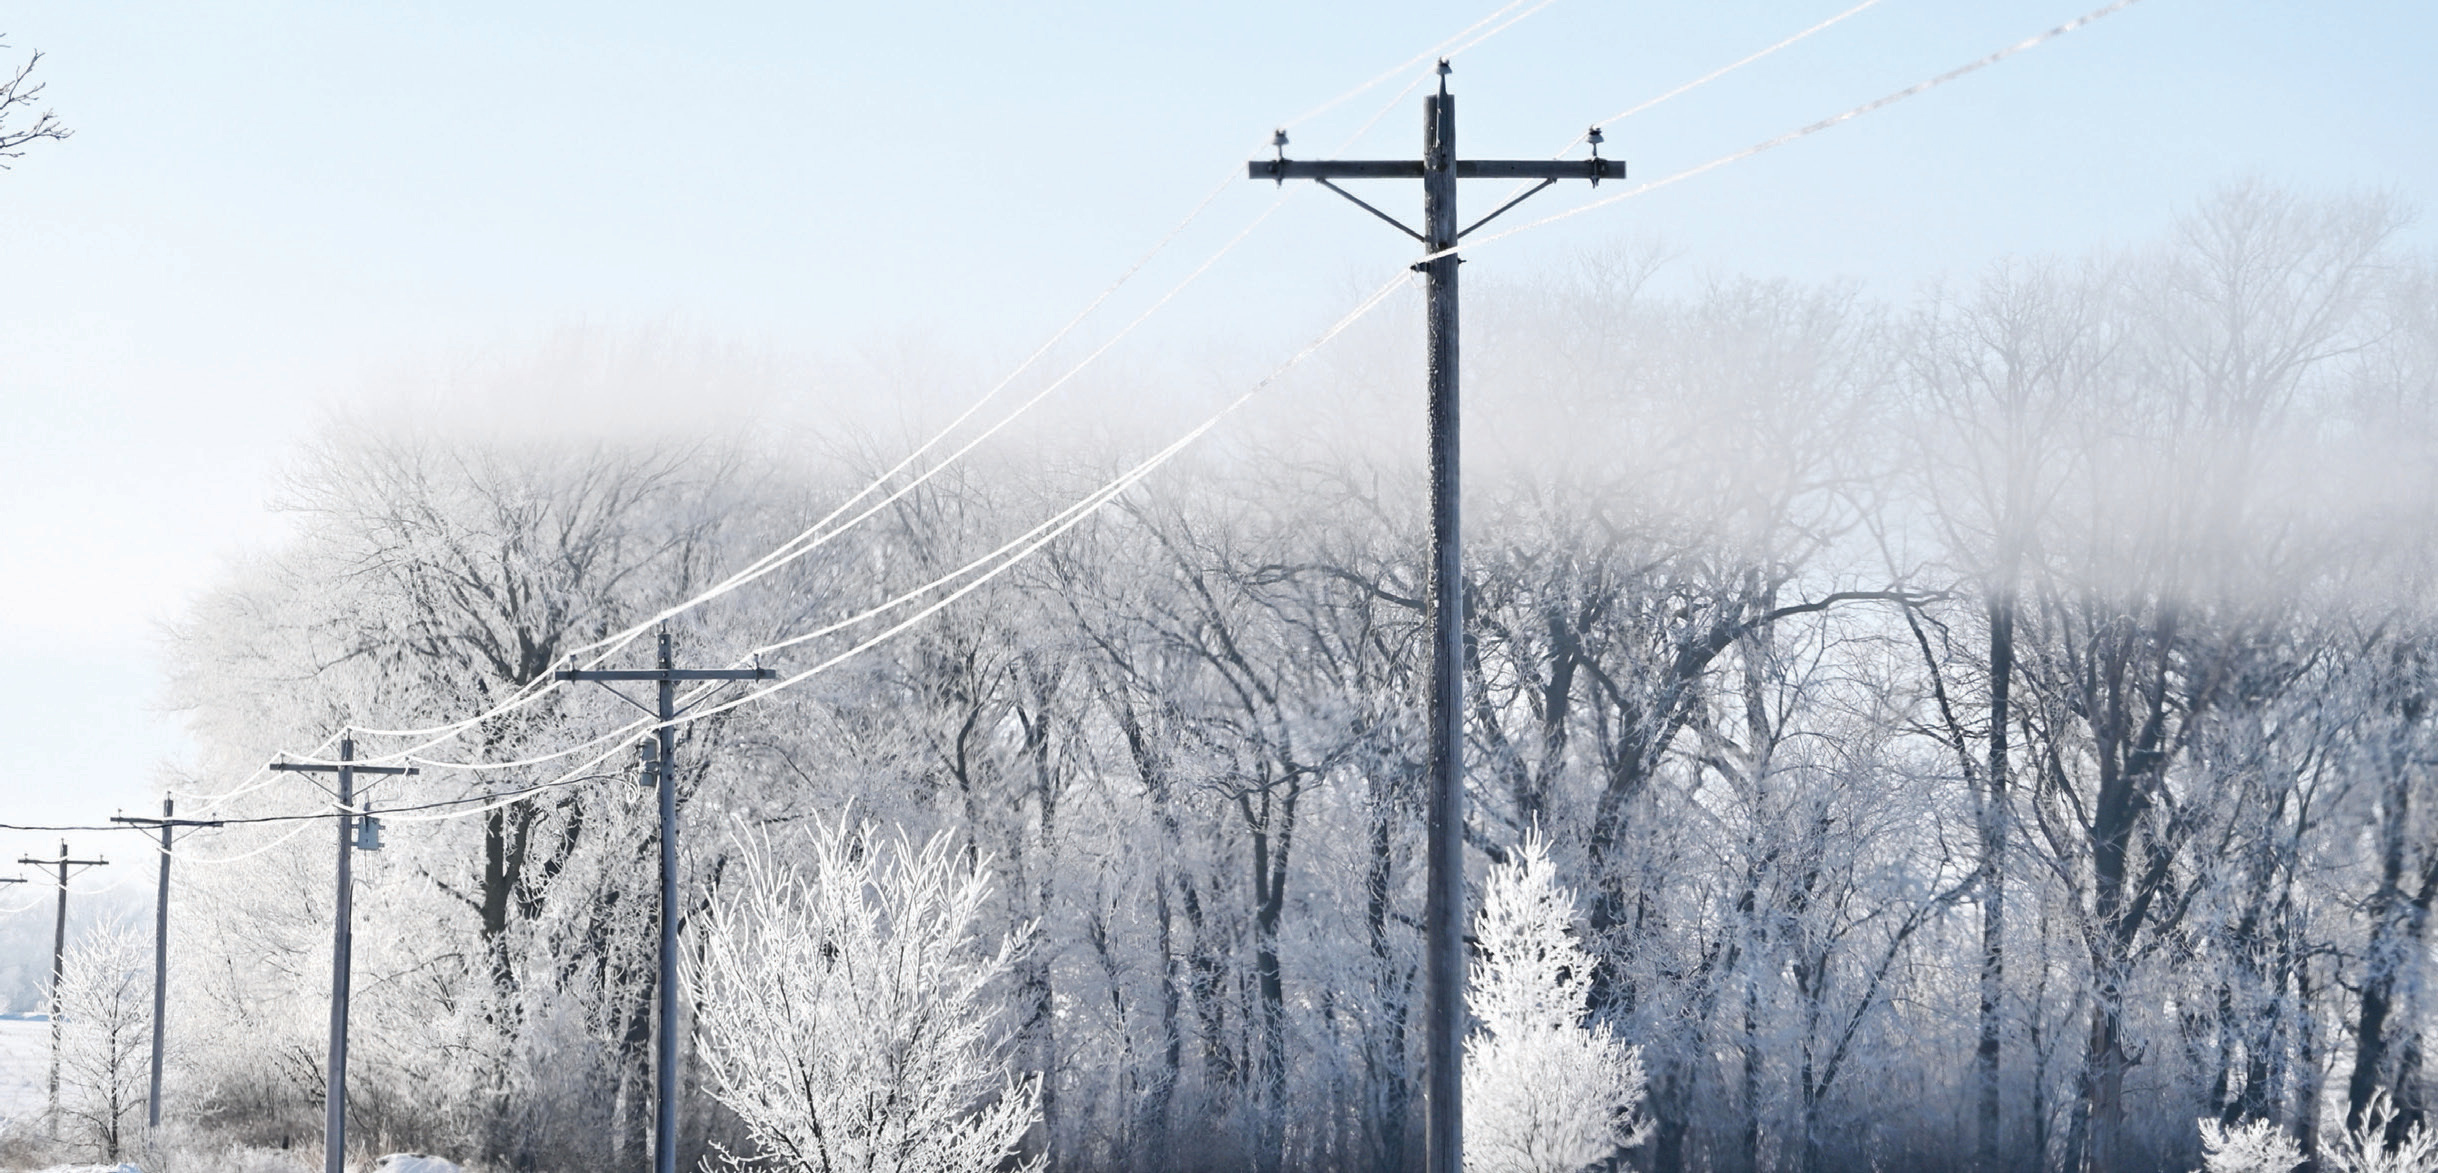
154,182,2437,1173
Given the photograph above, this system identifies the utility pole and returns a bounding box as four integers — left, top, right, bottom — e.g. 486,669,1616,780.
559,629,773,1173
270,737,415,1173
111,798,224,1129
20,841,109,1112
1248,61,1623,1173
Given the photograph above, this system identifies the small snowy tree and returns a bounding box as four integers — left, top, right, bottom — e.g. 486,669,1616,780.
2197,1118,2304,1173
55,920,150,1162
2322,1093,2438,1173
1464,833,1647,1173
688,815,1041,1173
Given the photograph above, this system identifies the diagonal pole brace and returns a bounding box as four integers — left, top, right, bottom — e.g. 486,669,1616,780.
1458,177,1556,239
1316,176,1427,242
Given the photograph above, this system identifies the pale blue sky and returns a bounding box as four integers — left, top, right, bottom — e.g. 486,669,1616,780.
1,0,2431,862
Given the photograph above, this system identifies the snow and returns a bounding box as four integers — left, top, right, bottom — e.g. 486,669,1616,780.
0,1016,54,1121
372,1155,462,1173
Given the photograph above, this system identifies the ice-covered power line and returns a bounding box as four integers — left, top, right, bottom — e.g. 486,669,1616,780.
312,172,1248,761
1438,0,2147,263
670,273,1419,731
1470,0,1889,239
192,268,1424,836
165,729,345,810
359,192,1304,776
1568,0,1886,149
1280,0,1553,130
1441,0,1561,62
282,0,1553,772
138,0,2086,843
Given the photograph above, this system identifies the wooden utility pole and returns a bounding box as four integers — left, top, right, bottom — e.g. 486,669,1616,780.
19,841,109,1111
111,798,223,1129
559,629,773,1173
270,738,415,1173
1248,61,1623,1173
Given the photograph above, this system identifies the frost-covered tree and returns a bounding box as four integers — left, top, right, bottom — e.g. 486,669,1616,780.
54,920,150,1162
688,815,1042,1173
1464,833,1646,1173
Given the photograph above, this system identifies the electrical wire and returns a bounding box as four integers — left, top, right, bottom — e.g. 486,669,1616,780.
1443,0,1561,61
650,0,2153,759
160,820,322,866
324,0,1561,764
119,0,1730,837
671,273,1418,731
327,186,1303,776
1436,0,2147,264
1280,0,1547,130
353,270,1422,829
166,729,344,808
73,0,2110,837
1568,0,1886,150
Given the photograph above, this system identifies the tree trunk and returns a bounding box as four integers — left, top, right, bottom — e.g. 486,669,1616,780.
2080,980,2130,1173
1980,590,2015,1171
1366,772,1411,1173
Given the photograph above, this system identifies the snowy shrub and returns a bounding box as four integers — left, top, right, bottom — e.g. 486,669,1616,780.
2321,1093,2438,1173
1463,833,1647,1173
2197,1117,2303,1173
55,921,152,1164
688,815,1041,1173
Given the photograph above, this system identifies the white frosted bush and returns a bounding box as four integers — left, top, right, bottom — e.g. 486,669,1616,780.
2197,1117,2303,1173
2321,1093,2438,1173
688,815,1041,1173
1463,833,1647,1173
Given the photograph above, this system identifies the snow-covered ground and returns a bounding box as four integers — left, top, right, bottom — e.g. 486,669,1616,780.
0,1016,52,1123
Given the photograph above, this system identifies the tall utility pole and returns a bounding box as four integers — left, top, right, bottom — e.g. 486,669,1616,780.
19,841,109,1110
560,629,773,1173
270,738,416,1173
1248,61,1624,1173
111,798,223,1129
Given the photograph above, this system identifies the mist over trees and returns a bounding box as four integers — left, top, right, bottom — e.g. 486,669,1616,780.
148,182,2438,1173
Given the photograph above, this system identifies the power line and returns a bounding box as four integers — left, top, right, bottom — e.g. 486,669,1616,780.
69,0,2139,865
1440,0,2149,263
1279,0,1551,129
1575,0,1886,145
329,272,1424,834
317,0,1559,763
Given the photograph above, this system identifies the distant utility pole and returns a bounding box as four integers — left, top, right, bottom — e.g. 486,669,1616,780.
19,841,110,1111
1248,61,1624,1173
111,798,223,1129
560,629,772,1173
270,738,415,1173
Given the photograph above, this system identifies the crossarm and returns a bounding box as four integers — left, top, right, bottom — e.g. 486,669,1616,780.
557,668,778,682
1246,158,1624,182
